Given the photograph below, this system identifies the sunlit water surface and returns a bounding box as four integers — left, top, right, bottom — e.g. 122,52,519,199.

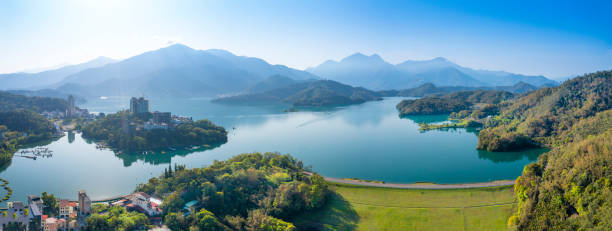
2,97,544,202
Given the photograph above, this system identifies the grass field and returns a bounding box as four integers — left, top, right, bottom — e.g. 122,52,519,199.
292,183,516,231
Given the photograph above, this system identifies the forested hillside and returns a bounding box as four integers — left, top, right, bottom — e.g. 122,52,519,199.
396,90,514,116
0,110,56,165
135,152,329,231
0,91,67,112
477,71,611,151
511,117,611,230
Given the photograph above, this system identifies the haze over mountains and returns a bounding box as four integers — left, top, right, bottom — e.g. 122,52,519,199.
307,53,558,90
0,56,115,90
0,44,558,99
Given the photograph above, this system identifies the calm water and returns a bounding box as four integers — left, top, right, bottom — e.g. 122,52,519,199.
3,97,544,202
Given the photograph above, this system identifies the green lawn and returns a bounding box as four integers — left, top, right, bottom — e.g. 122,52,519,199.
293,183,516,231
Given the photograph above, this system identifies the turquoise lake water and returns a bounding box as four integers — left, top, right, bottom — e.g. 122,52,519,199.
2,97,544,202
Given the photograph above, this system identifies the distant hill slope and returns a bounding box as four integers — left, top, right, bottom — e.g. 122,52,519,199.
212,80,381,107
0,91,67,113
0,57,115,90
7,89,86,104
307,54,557,90
380,82,539,97
244,75,300,93
56,44,319,97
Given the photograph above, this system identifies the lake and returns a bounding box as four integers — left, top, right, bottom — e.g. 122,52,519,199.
2,97,544,202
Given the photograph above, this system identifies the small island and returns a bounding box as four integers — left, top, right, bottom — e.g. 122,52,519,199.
81,97,227,154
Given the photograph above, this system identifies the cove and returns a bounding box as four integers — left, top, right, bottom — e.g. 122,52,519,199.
2,97,544,203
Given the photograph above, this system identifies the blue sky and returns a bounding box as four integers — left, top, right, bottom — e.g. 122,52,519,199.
1,0,611,77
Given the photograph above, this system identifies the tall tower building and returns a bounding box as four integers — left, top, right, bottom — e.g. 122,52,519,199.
129,97,150,114
78,190,91,216
66,95,76,118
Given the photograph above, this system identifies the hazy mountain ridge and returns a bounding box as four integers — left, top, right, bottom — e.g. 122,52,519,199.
307,53,557,90
0,56,115,90
56,44,319,97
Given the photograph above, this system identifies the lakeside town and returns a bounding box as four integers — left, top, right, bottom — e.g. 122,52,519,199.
0,95,203,230
0,188,200,230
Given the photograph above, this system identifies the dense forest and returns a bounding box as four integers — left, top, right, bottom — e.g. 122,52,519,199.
477,71,611,151
81,111,227,153
510,115,611,230
0,110,56,165
396,90,514,116
134,152,329,231
0,91,67,112
467,71,612,230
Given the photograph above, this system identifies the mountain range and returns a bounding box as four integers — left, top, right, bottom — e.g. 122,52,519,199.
306,53,558,90
55,44,318,97
0,44,558,99
0,56,115,90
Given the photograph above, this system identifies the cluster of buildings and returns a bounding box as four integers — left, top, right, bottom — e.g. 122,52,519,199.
0,191,91,231
128,97,193,132
40,95,94,121
112,192,163,218
0,189,169,230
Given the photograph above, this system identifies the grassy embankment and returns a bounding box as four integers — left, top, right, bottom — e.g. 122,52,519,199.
293,183,516,231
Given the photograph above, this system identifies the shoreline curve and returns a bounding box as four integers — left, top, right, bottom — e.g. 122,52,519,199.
305,172,515,189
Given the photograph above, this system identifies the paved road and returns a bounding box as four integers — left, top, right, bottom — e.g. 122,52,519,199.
305,172,515,189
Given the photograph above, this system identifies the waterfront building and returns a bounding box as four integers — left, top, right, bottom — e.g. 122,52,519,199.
58,200,77,219
78,190,91,216
125,192,162,216
28,195,44,224
129,97,150,114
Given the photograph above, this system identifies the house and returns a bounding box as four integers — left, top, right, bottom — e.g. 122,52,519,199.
58,200,77,219
28,195,44,223
43,216,67,231
125,192,162,216
0,201,32,230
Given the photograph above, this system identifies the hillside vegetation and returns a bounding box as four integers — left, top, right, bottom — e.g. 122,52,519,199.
477,71,611,151
511,127,611,230
396,90,514,116
135,152,329,231
0,110,56,165
0,91,67,112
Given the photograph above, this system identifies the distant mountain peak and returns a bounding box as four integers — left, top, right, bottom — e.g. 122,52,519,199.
431,57,450,62
158,43,195,52
342,53,385,63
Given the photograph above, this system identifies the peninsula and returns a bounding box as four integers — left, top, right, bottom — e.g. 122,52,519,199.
81,97,227,154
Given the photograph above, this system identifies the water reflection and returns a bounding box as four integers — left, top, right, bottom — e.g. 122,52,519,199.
115,144,224,167
477,148,546,163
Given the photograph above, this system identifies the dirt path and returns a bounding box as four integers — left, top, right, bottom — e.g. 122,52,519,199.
305,172,515,189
